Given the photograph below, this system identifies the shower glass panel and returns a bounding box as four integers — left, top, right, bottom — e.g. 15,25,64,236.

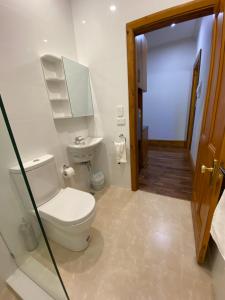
0,96,69,300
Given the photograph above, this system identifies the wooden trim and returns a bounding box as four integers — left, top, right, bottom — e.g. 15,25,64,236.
148,140,187,148
127,0,219,35
127,27,139,191
186,49,202,150
127,0,220,191
138,89,143,170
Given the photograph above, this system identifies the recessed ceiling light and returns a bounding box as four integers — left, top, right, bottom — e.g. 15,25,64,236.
82,20,86,24
171,23,176,28
110,4,117,12
43,39,48,43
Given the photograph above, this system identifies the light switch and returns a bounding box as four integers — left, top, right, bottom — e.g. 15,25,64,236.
116,105,124,117
117,117,126,126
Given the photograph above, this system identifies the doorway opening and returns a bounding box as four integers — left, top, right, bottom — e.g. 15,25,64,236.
127,0,225,263
137,17,212,201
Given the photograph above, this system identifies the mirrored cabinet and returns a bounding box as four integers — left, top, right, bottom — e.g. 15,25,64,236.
41,55,94,119
63,57,94,117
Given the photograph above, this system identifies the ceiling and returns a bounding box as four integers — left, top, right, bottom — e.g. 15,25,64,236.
146,18,201,48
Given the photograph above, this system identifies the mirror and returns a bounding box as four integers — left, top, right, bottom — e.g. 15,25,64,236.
62,57,94,117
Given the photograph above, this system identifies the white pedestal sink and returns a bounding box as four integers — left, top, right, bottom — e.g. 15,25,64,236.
67,137,103,163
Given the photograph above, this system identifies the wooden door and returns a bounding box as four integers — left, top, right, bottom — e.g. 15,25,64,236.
187,50,202,150
192,10,225,264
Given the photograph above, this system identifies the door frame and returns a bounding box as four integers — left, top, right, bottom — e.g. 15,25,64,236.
186,49,202,151
126,0,220,191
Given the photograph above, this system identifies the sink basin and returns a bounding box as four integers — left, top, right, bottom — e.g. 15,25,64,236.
68,137,103,163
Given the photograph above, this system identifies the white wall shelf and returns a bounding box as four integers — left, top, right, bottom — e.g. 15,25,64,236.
41,54,72,120
41,54,61,63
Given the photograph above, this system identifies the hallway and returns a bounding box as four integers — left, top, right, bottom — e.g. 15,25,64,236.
139,147,193,200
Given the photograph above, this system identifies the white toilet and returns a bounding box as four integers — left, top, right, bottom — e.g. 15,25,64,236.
10,154,96,251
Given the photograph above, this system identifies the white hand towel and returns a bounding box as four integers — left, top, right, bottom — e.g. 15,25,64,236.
114,140,127,164
211,189,225,260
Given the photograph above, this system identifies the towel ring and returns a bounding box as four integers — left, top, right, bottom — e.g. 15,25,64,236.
113,134,126,144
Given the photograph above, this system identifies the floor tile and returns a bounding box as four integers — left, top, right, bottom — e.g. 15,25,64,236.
36,187,213,299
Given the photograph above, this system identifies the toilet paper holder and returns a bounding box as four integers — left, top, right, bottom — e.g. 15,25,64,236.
62,164,69,177
62,164,75,178
63,164,69,172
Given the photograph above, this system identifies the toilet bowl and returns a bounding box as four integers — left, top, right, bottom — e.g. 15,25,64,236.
10,154,96,251
38,187,95,251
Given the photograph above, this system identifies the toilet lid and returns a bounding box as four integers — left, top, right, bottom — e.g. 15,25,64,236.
38,188,95,226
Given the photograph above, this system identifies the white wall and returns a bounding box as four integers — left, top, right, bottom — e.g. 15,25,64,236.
191,15,214,164
0,0,87,291
143,38,196,140
0,0,90,191
71,0,188,188
0,2,212,200
0,0,191,190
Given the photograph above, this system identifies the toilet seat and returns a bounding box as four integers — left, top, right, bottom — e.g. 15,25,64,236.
38,187,95,226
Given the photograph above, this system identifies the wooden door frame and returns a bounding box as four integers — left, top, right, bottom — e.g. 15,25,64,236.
126,0,220,191
186,49,202,151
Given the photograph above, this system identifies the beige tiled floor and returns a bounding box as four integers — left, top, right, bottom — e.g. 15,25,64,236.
37,186,213,299
0,284,20,300
48,186,214,300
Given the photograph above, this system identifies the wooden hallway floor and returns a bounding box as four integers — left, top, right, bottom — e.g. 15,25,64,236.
139,147,193,200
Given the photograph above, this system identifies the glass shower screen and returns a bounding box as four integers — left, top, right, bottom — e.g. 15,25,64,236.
0,95,69,300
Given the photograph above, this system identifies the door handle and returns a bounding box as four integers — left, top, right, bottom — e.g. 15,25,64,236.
201,159,218,174
201,165,214,173
201,159,218,185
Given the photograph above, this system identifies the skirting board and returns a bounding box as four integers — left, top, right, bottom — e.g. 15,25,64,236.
148,140,187,148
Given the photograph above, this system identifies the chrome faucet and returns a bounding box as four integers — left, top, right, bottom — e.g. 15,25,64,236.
74,136,85,145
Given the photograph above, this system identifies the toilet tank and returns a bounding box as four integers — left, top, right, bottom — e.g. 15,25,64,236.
10,155,61,209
